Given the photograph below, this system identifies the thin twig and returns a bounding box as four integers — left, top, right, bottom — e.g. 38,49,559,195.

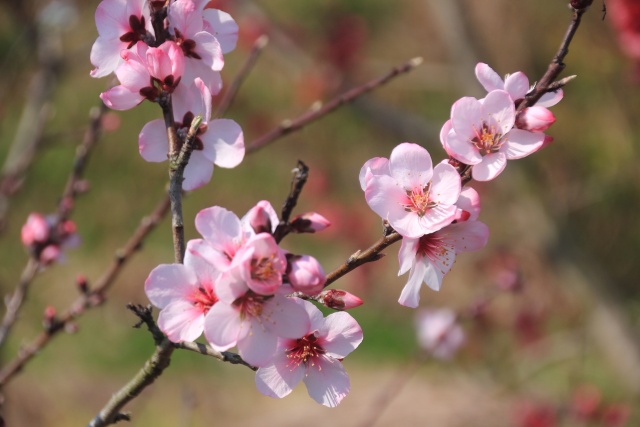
214,35,269,118
273,160,309,243
0,195,171,386
517,6,588,113
247,57,424,154
0,103,106,353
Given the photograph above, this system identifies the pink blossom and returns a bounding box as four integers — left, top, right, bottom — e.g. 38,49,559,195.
90,0,154,78
145,241,220,342
138,77,244,190
415,308,465,360
286,254,326,296
397,219,489,308
168,0,224,93
363,143,461,238
475,62,563,108
319,289,364,311
100,41,185,110
396,187,488,308
228,233,287,296
21,213,50,246
443,90,545,181
255,299,363,407
204,288,310,367
290,212,331,233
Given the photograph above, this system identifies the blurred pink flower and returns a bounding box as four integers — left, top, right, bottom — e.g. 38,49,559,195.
255,299,363,407
415,308,465,359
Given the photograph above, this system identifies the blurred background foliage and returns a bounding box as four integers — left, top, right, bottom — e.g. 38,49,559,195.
0,0,639,425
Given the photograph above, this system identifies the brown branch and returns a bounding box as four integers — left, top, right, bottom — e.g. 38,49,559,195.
214,35,269,118
517,5,589,113
0,259,39,348
247,56,424,154
273,160,309,243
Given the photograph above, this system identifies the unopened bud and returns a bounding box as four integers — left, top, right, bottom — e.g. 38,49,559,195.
43,305,57,329
76,274,89,294
320,289,364,311
39,245,61,264
290,212,331,233
516,106,556,132
245,200,278,234
61,219,77,236
286,254,326,296
21,213,50,246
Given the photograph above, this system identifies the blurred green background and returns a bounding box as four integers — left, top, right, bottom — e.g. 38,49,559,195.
0,0,639,425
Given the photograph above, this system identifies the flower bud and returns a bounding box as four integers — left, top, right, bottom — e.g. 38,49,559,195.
570,0,593,10
319,289,364,311
290,212,331,233
245,200,278,234
43,305,57,330
77,274,89,294
286,254,326,296
39,245,61,264
21,213,50,246
516,106,556,132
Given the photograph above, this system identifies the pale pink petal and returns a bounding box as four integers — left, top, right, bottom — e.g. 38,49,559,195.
90,36,127,77
125,0,148,19
320,312,363,358
475,63,504,92
202,9,238,54
503,71,529,100
451,96,485,138
195,206,242,246
194,78,212,122
443,221,489,253
359,157,389,191
169,0,202,36
95,0,128,38
304,357,350,407
365,174,416,235
471,153,507,181
100,86,144,110
483,90,515,134
418,204,457,234
267,295,311,339
193,31,224,71
204,302,241,351
429,163,461,206
116,47,150,89
445,130,482,165
242,200,280,234
536,89,563,108
182,151,214,190
420,259,446,292
138,119,168,162
503,129,545,160
456,187,481,221
388,143,433,189
398,260,428,308
295,299,325,331
255,352,305,398
202,119,244,167
145,264,197,308
398,237,418,276
237,319,278,367
157,300,204,342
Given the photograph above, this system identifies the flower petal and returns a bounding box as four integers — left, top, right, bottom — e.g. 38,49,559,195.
503,129,545,160
475,62,504,92
182,151,214,190
204,302,241,351
320,312,363,358
503,71,529,100
157,300,204,342
202,9,238,54
304,357,350,407
388,143,433,190
255,351,305,398
202,119,245,167
145,263,197,308
471,153,507,181
139,119,169,162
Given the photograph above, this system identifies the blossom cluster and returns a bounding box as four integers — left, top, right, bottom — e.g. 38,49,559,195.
21,213,78,264
145,201,363,407
91,0,244,190
360,63,562,309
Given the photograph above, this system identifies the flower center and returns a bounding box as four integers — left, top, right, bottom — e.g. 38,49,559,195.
191,286,218,314
251,255,279,281
471,123,504,155
286,333,326,369
404,182,438,216
234,291,270,319
417,233,455,273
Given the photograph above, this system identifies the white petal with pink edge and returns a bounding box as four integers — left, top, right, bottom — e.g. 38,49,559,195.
304,357,350,407
145,263,197,308
388,143,433,190
471,152,507,181
320,312,363,359
503,129,545,160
